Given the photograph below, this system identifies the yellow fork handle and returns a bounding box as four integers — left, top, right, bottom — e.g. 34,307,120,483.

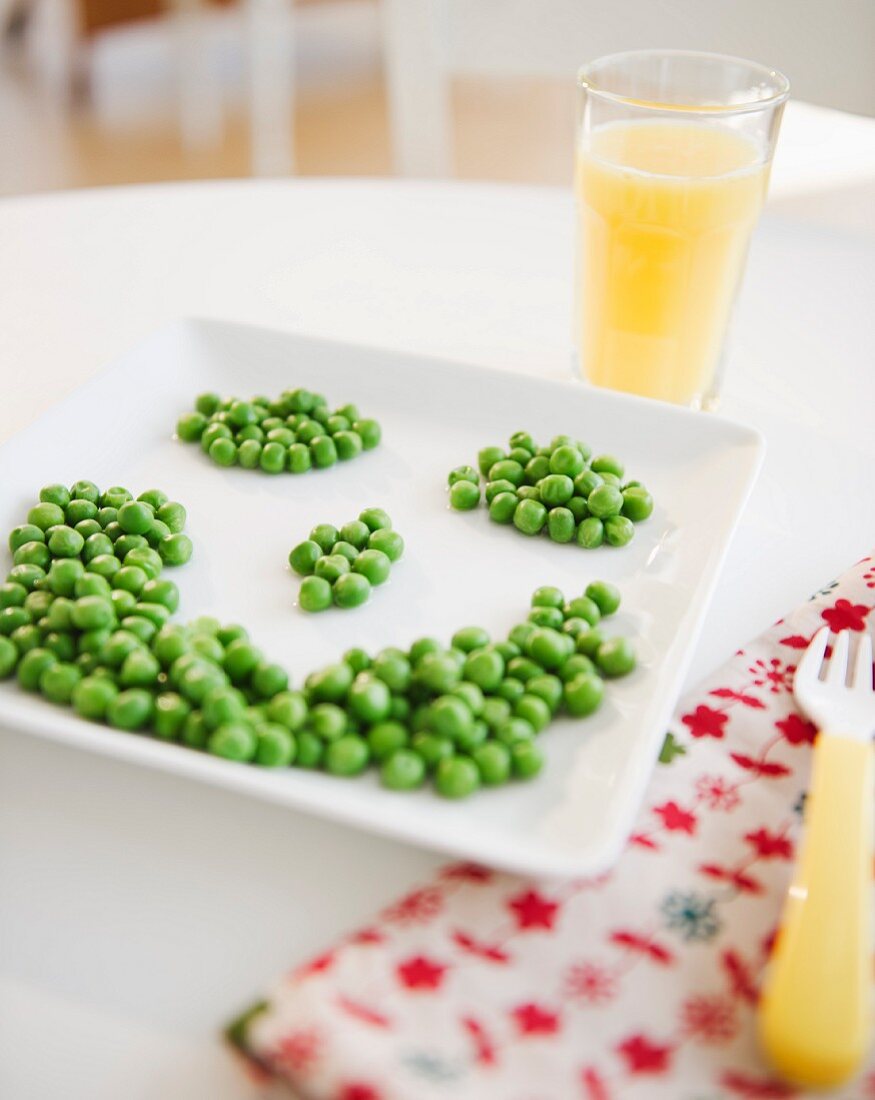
758,734,873,1088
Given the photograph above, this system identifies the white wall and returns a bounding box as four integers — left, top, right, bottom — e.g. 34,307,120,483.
446,0,875,117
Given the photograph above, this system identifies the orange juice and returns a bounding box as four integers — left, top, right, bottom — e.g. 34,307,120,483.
577,121,768,406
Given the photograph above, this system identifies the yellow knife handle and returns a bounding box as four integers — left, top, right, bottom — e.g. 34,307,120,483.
758,734,873,1088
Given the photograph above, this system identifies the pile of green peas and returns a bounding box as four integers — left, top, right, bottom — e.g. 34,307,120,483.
448,430,653,549
0,485,636,798
289,508,404,612
176,388,381,473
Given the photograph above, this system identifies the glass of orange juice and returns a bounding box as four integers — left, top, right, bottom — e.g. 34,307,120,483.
576,50,789,409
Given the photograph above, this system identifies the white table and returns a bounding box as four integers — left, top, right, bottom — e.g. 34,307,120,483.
1,180,874,1099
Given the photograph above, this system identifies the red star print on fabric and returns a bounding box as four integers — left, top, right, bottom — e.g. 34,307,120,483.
744,827,793,860
382,886,444,926
510,1002,561,1036
580,1067,611,1100
506,888,560,931
653,800,697,834
616,1033,673,1074
721,949,758,1004
269,1027,322,1073
339,1084,382,1100
721,1070,795,1097
822,598,870,632
396,955,447,991
775,712,817,745
681,704,728,739
679,994,738,1044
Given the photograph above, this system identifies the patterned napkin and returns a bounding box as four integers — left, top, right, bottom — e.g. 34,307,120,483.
228,553,875,1100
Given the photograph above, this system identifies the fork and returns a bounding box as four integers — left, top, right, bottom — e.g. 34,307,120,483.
758,627,874,1088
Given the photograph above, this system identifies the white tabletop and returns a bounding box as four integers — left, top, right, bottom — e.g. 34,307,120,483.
1,179,874,1099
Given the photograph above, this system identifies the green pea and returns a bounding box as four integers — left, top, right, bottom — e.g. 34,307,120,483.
482,479,513,504
514,692,551,732
508,446,534,466
488,459,524,487
560,654,596,684
217,623,247,648
478,446,505,477
195,392,222,416
451,681,484,717
526,627,571,671
539,474,574,507
151,626,188,667
389,695,410,722
68,480,99,505
151,692,191,740
120,648,160,688
366,721,408,760
380,748,424,790
372,651,411,693
563,597,599,629
334,521,366,551
199,686,245,730
488,491,518,524
139,579,178,614
472,741,511,785
121,615,157,644
114,534,147,560
176,710,206,749
310,435,338,468
208,722,257,761
461,648,503,693
288,541,321,577
306,524,336,554
297,576,331,612
100,629,141,668
251,662,288,698
526,673,563,712
71,595,115,631
427,695,473,740
604,515,635,547
40,483,71,509
507,622,535,651
506,655,540,684
516,485,540,502
352,419,380,450
353,549,392,586
326,415,350,435
409,637,442,664
113,566,147,596
307,662,354,703
0,582,27,609
310,402,330,426
223,640,262,682
145,520,172,549
347,674,391,723
255,724,296,767
325,734,370,776
88,554,121,581
343,648,371,675
596,637,636,677
546,507,575,543
309,702,347,740
564,673,604,716
154,502,185,535
577,516,604,549
313,554,350,584
266,690,308,730
13,541,51,569
495,717,535,746
513,498,547,536
411,731,454,769
64,499,98,526
414,653,461,695
294,419,320,445
521,455,548,485
81,532,112,563
253,441,281,473
100,486,132,509
36,660,80,704
366,529,403,564
435,755,480,799
28,502,65,531
9,524,46,553
18,647,56,690
581,583,618,619
74,516,101,539
588,485,623,521
448,626,487,654
511,741,544,779
568,497,589,523
591,454,624,478
201,424,232,456
329,430,361,461
281,443,308,474
117,500,154,535
96,508,117,531
0,607,30,641
0,636,17,677
290,730,320,768
448,465,479,487
178,660,227,705
496,677,525,704
333,573,371,609
177,411,207,441
527,606,563,630
159,534,193,566
548,445,583,477
509,431,536,453
448,479,480,511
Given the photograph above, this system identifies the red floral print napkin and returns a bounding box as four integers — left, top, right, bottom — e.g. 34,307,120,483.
228,553,875,1100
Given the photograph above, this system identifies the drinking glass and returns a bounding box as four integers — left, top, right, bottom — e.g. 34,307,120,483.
575,50,789,409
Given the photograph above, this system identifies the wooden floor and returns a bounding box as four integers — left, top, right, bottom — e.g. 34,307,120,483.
1,59,577,195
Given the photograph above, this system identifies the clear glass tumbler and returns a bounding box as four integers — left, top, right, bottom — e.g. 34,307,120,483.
575,50,789,409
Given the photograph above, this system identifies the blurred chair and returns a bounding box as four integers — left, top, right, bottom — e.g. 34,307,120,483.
382,0,875,183
25,0,295,173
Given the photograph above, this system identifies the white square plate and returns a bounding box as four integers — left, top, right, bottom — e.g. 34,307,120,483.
0,319,763,877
